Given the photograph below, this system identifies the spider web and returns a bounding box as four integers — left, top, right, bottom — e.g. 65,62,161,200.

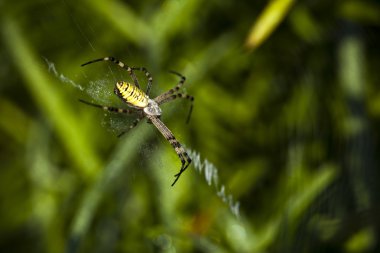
42,1,241,220
43,53,241,218
44,56,137,134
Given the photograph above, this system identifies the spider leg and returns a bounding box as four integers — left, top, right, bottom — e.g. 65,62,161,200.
156,94,194,123
131,67,153,96
147,115,191,186
171,151,191,186
169,70,186,89
155,70,186,102
79,99,142,137
153,71,194,123
81,57,141,89
117,116,143,138
79,99,135,114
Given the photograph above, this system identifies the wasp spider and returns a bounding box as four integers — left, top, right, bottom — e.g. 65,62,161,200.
80,57,193,186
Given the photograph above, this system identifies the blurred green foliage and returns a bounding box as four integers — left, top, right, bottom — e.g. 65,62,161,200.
1,0,380,252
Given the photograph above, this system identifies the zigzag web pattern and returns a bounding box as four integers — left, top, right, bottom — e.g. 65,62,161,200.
43,57,84,91
187,148,240,218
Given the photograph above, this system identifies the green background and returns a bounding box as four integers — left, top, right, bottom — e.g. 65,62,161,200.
1,0,380,252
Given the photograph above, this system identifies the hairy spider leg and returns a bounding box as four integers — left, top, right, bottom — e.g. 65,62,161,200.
156,94,194,123
78,99,135,114
154,71,194,123
79,99,143,137
147,115,191,186
155,70,186,101
81,57,141,89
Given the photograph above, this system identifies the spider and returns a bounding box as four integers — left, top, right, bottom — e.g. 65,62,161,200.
79,57,193,186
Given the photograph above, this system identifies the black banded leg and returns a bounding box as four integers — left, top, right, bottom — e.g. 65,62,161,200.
81,57,141,89
79,99,135,114
117,117,143,137
167,136,191,186
171,150,192,186
131,67,153,96
169,70,186,91
156,93,194,123
146,115,192,186
153,71,187,102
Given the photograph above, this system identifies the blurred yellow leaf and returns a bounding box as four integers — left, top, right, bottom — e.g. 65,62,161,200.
245,0,295,50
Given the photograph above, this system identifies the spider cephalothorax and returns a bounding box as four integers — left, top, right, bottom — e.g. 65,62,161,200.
80,57,194,186
144,99,162,116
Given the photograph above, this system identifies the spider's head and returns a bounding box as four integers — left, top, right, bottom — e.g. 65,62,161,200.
144,99,162,116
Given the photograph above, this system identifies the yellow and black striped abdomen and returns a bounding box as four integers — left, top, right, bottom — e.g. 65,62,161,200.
115,81,149,108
